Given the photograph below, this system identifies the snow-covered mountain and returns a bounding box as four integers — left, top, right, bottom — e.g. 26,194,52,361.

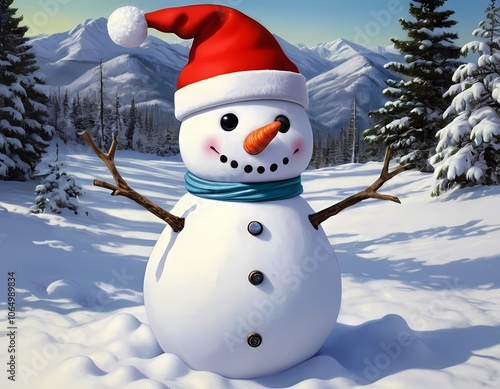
304,39,401,134
307,54,396,132
30,18,188,114
30,18,403,138
306,39,401,67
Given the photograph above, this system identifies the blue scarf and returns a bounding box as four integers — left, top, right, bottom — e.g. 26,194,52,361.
184,171,303,202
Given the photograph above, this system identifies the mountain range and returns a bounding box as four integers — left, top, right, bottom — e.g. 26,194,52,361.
30,17,403,139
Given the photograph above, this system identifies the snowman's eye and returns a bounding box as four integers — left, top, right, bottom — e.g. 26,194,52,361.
220,113,239,131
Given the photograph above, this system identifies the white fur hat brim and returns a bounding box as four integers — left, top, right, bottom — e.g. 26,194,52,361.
175,70,309,121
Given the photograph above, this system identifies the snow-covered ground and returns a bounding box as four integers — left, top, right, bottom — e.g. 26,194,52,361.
1,144,499,389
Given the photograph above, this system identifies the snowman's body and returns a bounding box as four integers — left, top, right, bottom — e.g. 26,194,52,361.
142,99,343,379
107,4,345,380
144,193,341,378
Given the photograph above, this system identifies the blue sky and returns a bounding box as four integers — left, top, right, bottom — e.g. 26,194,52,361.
16,0,485,47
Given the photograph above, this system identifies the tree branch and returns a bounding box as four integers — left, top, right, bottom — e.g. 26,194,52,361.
309,147,414,230
80,131,185,232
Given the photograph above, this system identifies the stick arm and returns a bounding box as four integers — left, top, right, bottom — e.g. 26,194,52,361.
80,131,185,232
309,147,413,230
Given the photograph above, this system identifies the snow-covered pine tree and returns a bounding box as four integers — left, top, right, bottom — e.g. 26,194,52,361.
322,133,335,166
49,91,61,138
48,88,76,144
126,96,137,150
156,116,180,156
132,108,145,152
321,135,330,167
340,127,352,164
0,0,53,180
431,0,500,194
111,94,127,149
80,95,96,136
146,111,155,152
134,106,153,153
70,93,81,131
333,127,345,165
58,89,74,143
309,133,322,169
62,89,69,118
364,0,461,171
31,144,84,215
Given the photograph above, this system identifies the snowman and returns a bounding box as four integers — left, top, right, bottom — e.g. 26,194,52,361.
91,4,407,379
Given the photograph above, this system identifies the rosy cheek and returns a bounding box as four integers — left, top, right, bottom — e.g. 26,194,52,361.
291,137,305,154
203,136,221,156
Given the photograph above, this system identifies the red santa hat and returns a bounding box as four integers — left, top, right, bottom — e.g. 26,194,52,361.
107,5,308,120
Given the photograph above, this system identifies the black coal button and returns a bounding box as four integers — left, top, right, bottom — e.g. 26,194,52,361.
248,270,264,285
247,221,263,236
247,333,262,348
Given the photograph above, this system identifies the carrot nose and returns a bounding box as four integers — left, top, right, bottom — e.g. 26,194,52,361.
244,121,281,155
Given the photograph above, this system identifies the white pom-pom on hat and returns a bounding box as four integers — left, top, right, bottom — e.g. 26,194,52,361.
107,6,148,48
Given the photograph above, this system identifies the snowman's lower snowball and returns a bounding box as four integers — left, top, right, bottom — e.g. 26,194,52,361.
144,194,342,378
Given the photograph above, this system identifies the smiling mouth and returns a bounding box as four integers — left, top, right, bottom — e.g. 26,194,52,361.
210,146,299,174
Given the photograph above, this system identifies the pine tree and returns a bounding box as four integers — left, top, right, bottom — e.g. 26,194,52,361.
81,96,96,135
322,133,334,166
62,89,69,118
431,0,500,194
67,93,80,140
309,132,322,169
322,136,330,166
49,91,61,139
49,88,75,144
133,109,144,152
364,0,461,171
31,144,84,215
112,94,127,148
0,0,53,180
332,127,348,165
125,97,137,149
71,93,80,130
341,127,351,164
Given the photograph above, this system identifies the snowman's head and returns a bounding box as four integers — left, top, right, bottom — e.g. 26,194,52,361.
179,100,313,183
107,5,312,183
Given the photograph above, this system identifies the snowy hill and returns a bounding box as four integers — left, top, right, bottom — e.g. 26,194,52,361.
1,145,499,388
29,18,403,138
